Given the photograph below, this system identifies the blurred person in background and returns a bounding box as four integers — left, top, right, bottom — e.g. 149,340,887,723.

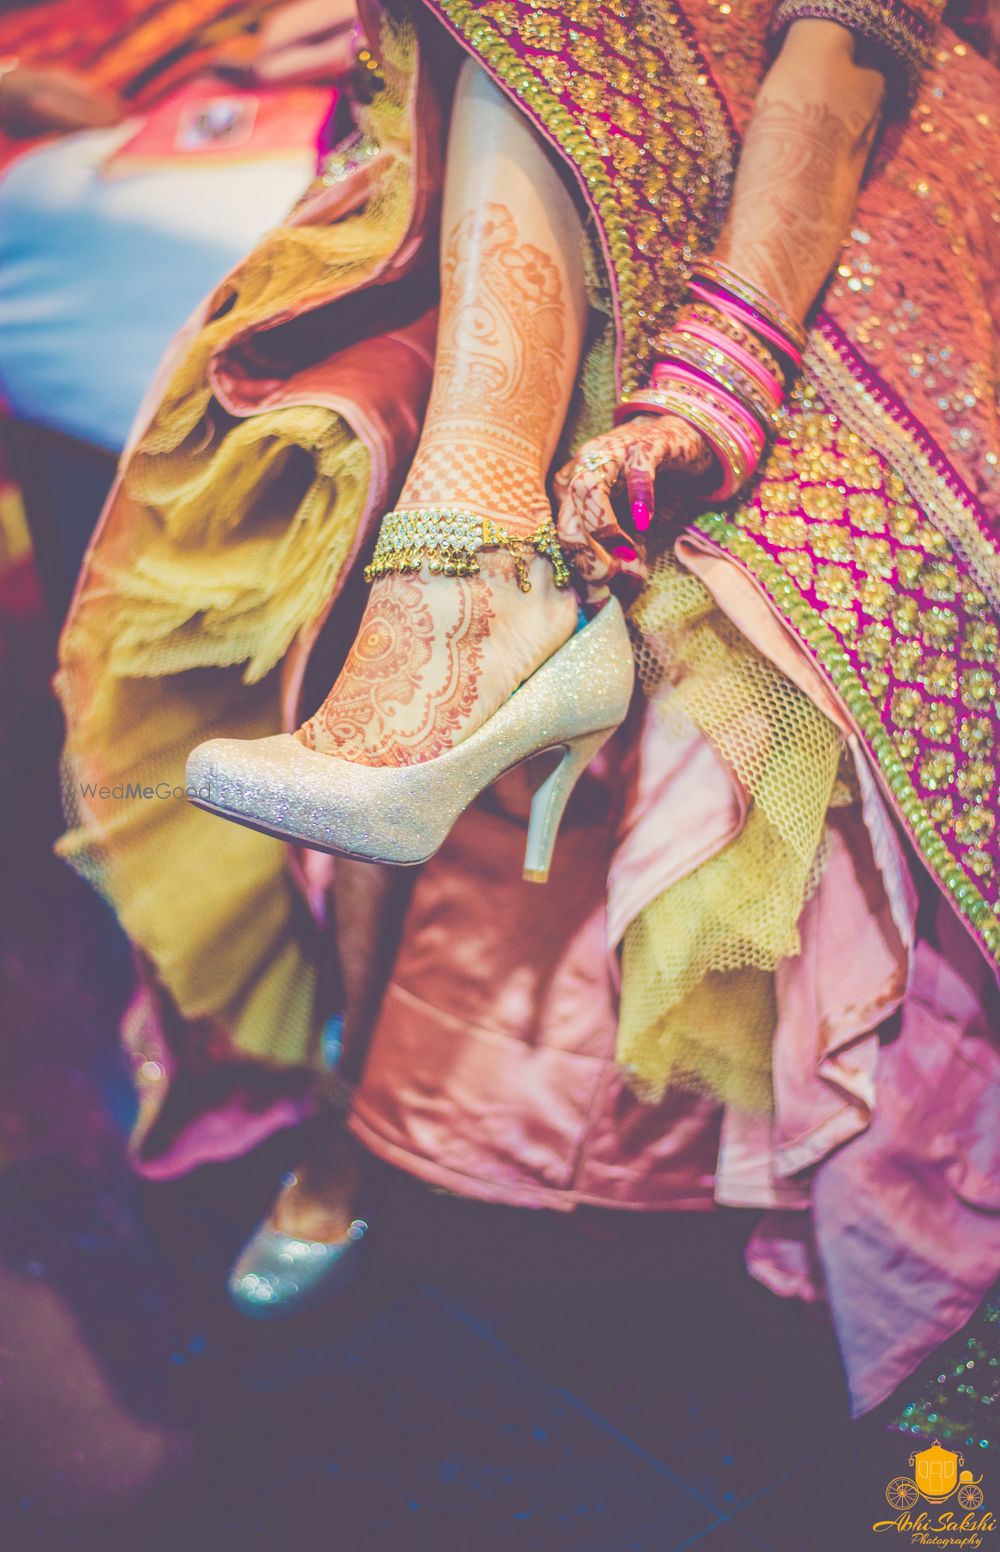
0,0,358,606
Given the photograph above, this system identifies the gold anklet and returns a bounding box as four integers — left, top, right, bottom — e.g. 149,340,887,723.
364,506,571,593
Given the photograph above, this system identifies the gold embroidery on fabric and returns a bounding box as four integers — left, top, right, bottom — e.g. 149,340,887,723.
697,367,1000,960
770,0,934,103
428,0,736,389
804,330,1000,617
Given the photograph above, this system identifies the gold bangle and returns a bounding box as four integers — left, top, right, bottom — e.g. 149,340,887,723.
658,333,780,433
627,377,761,451
691,259,808,355
669,302,786,380
617,390,753,491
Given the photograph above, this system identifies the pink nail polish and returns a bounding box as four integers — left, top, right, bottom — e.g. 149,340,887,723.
631,498,651,532
613,542,637,561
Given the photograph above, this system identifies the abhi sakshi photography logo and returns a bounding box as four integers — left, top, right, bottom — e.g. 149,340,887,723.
874,1440,995,1547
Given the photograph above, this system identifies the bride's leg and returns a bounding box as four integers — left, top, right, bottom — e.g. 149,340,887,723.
264,64,589,1245
267,857,412,1242
299,56,588,767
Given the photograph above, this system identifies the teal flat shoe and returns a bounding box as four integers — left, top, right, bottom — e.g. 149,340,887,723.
228,1216,368,1319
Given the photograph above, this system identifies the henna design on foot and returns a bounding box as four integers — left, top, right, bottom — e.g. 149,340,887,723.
300,196,581,766
300,574,495,766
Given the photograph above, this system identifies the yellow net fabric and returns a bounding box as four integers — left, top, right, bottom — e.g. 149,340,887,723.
56,16,418,1068
618,552,845,1112
132,29,417,467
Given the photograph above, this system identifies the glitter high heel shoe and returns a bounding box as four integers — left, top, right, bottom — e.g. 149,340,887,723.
186,593,634,884
228,1179,368,1320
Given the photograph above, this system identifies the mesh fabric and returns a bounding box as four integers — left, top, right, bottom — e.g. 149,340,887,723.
618,552,844,1111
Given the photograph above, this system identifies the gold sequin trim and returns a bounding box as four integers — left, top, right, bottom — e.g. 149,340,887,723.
428,0,736,390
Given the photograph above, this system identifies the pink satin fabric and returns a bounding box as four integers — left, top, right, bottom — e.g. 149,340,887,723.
350,740,724,1212
351,645,1000,1416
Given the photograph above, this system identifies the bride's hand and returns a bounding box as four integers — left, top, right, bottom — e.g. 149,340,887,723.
555,414,713,586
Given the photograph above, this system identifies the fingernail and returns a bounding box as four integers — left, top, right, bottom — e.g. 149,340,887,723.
613,542,637,561
631,498,651,532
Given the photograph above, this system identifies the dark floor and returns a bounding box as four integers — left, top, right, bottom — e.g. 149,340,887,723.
0,562,930,1552
0,1060,911,1552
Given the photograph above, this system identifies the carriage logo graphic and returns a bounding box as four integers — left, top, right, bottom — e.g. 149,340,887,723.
873,1440,996,1545
885,1442,984,1512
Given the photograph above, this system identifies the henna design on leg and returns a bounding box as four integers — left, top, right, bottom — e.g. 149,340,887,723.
400,202,569,533
300,64,586,767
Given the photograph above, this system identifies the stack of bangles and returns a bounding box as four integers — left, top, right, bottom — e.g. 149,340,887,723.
616,258,808,503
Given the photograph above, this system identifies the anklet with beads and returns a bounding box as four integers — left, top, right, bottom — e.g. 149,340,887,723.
364,506,571,593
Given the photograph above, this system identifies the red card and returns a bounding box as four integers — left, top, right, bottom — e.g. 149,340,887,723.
103,75,335,174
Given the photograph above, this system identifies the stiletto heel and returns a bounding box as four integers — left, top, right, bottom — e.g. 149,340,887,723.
522,726,614,884
187,596,635,879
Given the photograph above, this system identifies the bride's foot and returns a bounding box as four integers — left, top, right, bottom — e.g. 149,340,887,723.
297,547,578,767
227,1128,369,1318
186,519,634,877
268,1127,365,1242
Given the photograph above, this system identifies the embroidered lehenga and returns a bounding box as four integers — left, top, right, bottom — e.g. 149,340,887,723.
56,0,999,1418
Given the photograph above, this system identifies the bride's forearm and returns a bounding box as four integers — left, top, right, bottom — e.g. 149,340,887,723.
576,19,898,537
714,19,887,321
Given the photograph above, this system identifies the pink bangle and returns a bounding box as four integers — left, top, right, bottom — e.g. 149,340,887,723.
686,402,750,499
676,320,784,407
678,383,765,489
696,258,808,351
689,281,803,369
615,390,747,498
654,365,766,457
702,408,764,494
656,394,745,499
621,387,757,500
651,350,776,437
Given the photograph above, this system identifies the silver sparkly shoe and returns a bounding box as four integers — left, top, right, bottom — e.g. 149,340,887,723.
228,1208,368,1320
185,594,634,884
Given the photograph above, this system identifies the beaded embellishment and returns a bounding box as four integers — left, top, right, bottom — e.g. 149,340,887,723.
769,0,938,106
364,507,571,592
